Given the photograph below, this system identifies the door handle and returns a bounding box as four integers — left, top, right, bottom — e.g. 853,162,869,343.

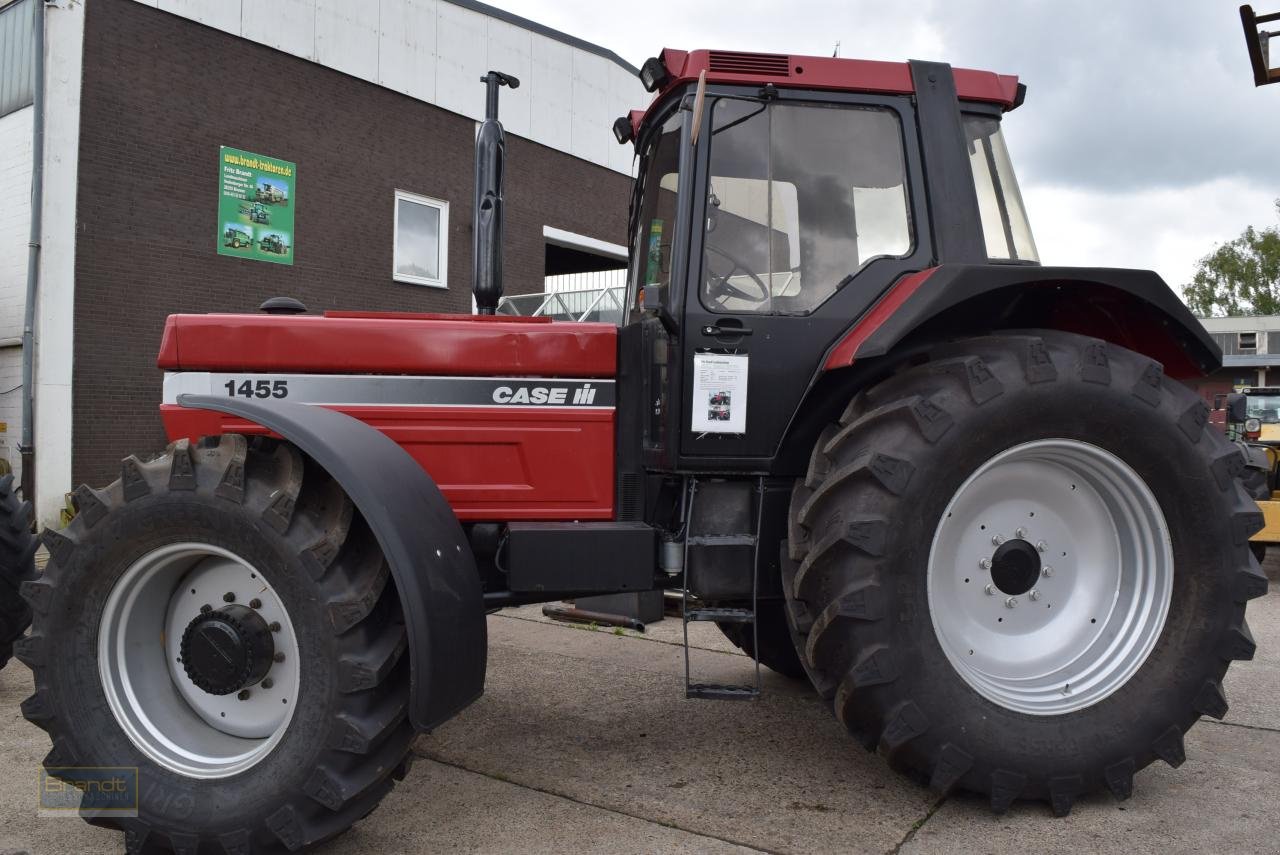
701,321,753,338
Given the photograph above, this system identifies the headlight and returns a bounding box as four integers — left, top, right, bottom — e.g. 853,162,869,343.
1245,418,1262,433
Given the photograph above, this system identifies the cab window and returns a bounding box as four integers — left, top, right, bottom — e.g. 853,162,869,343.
700,99,912,315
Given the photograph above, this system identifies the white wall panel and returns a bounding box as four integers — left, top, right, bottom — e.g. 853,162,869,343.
0,106,32,343
156,0,242,34
484,18,531,139
569,50,611,167
528,34,572,154
241,0,315,62
606,60,640,174
315,0,378,83
433,1,486,121
378,0,436,102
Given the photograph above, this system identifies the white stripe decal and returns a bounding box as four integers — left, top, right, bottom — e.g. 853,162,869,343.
163,372,617,409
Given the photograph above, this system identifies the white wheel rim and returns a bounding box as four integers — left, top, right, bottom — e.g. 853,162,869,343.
98,543,300,778
927,439,1173,715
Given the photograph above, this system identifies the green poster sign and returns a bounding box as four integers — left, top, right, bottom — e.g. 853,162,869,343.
217,146,296,265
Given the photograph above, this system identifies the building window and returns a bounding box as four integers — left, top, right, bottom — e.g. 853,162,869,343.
1239,332,1258,352
393,190,448,287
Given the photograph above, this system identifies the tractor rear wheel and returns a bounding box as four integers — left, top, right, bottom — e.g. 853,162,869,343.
785,330,1267,815
0,473,37,671
18,436,414,852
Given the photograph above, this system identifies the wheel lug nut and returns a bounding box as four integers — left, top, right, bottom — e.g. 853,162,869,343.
273,652,285,663
1015,527,1027,539
992,534,1005,546
1042,565,1054,578
1029,589,1041,601
237,689,251,701
984,584,995,596
979,558,993,570
261,678,274,689
1036,541,1047,553
269,621,281,632
1005,597,1017,609
223,592,236,603
199,603,212,613
249,598,262,609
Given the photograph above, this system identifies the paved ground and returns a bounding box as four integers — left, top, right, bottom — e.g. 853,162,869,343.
1,586,1277,854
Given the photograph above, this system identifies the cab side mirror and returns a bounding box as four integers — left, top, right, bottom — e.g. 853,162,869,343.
1227,393,1249,423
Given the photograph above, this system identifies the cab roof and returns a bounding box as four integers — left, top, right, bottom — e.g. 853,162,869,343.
628,48,1021,139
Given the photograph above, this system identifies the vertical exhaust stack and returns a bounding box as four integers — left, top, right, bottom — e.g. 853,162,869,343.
473,71,520,315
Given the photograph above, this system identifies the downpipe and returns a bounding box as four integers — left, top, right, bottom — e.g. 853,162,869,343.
19,0,47,517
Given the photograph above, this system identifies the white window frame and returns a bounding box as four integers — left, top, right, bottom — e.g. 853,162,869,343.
393,189,449,288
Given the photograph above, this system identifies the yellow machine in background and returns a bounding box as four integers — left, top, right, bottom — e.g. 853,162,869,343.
1221,388,1280,556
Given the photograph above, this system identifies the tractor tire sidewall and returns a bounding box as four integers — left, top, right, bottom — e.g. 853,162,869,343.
0,473,36,670
44,493,337,831
789,331,1258,802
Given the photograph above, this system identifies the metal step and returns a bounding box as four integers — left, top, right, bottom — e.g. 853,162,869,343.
686,534,757,547
686,683,760,701
685,607,754,624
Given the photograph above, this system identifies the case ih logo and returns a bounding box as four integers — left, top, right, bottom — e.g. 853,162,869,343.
492,384,599,406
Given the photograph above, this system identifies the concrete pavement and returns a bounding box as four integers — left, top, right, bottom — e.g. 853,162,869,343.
0,590,1277,854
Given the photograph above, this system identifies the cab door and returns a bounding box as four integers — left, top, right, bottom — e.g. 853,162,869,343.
677,90,931,465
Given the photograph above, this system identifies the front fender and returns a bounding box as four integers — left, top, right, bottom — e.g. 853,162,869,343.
179,394,485,732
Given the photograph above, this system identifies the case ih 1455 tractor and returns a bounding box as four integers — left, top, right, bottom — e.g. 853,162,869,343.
16,51,1268,853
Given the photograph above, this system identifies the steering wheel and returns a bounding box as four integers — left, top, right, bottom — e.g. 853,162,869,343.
704,245,770,306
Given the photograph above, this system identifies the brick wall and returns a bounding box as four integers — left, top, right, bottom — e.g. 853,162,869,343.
73,0,631,488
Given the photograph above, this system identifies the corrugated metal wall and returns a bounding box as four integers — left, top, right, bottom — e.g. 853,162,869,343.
0,0,35,119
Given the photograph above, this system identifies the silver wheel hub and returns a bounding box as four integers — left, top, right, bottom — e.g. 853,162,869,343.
928,439,1173,715
99,543,300,778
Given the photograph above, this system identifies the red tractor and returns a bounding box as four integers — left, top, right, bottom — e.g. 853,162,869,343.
18,52,1266,852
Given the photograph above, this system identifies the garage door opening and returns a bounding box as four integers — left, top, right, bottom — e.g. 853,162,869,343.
498,226,628,323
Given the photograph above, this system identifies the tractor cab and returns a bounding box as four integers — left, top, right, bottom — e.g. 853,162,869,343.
613,50,1037,468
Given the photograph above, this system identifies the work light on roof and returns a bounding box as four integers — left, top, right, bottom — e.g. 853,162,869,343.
639,57,670,93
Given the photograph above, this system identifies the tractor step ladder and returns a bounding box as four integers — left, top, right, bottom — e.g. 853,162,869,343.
681,477,763,701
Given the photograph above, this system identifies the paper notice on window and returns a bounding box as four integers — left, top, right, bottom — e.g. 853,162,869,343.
691,353,748,434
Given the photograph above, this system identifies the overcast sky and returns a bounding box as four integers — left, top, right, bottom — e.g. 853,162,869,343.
502,0,1278,294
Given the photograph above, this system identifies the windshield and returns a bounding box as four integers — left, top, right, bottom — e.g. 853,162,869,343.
627,112,683,318
1247,394,1280,423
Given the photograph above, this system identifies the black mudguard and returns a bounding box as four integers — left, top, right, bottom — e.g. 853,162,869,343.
179,394,485,732
856,264,1222,374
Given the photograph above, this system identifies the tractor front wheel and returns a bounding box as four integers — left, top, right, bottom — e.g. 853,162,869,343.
19,436,413,852
0,473,37,671
785,331,1267,814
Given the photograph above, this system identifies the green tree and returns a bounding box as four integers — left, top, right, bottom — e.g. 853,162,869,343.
1183,200,1280,317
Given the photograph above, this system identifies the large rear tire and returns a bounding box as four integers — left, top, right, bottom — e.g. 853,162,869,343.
19,436,414,852
785,331,1268,815
0,472,37,671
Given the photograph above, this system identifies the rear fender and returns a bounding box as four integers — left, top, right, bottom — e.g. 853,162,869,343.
822,265,1221,378
776,264,1223,477
179,394,485,732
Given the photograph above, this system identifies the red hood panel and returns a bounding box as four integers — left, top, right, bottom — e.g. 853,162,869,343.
157,313,618,377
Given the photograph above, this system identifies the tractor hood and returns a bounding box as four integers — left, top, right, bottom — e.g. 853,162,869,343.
157,310,617,377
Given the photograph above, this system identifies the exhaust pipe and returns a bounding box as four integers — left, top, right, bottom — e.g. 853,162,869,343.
472,71,520,315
